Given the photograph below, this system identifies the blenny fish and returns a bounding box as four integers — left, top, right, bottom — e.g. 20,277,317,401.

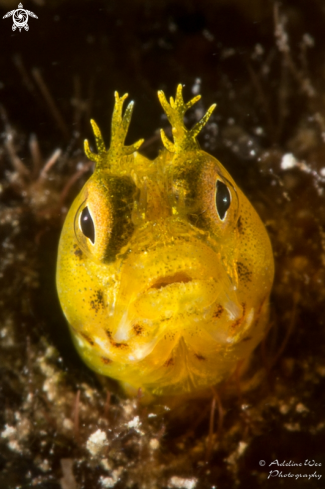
56,85,274,396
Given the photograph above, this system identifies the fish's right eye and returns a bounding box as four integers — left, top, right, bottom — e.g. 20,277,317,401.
215,180,231,221
80,206,95,244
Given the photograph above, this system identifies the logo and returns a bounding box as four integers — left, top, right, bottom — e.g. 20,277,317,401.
2,3,38,32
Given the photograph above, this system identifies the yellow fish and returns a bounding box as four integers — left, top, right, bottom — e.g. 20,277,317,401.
56,85,274,397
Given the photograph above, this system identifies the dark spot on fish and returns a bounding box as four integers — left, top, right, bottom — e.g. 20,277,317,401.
194,353,206,361
164,357,174,367
242,336,252,342
80,332,94,346
242,302,246,317
105,329,112,340
230,303,246,333
90,289,105,313
103,175,137,263
213,304,224,319
230,317,243,332
133,324,143,336
237,216,244,234
237,261,252,285
112,341,128,349
73,244,83,258
101,357,112,364
104,329,128,348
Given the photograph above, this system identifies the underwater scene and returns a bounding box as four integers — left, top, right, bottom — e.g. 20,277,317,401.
0,0,325,488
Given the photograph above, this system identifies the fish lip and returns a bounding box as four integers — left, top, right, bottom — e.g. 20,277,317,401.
149,271,193,290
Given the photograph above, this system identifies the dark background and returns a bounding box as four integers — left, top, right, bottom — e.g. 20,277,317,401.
1,0,325,488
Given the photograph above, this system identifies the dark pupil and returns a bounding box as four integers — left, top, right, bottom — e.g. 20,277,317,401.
80,206,95,243
216,180,231,220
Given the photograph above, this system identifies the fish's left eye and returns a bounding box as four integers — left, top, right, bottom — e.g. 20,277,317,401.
80,206,95,244
216,180,231,220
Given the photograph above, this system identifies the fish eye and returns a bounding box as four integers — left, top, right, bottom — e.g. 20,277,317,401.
80,206,95,244
216,180,231,220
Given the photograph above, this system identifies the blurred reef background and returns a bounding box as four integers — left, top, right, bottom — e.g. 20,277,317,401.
1,0,325,488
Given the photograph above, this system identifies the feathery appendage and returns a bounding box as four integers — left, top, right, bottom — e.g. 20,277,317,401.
158,84,216,153
84,92,144,172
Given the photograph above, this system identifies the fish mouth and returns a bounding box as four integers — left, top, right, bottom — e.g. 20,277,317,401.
150,272,193,290
108,242,242,344
132,271,219,323
112,240,240,325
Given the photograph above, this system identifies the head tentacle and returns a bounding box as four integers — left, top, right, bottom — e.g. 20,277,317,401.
84,92,144,172
158,84,216,154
